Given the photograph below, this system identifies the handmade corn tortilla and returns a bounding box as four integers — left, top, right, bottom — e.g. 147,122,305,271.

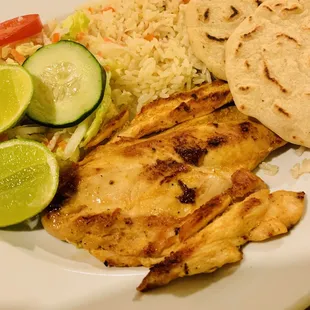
226,0,310,147
185,0,264,80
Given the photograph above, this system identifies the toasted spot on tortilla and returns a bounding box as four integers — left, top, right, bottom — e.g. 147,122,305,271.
274,104,290,118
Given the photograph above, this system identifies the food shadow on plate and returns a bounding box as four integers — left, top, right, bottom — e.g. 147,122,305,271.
0,217,43,232
253,143,293,173
266,143,294,160
134,262,240,299
54,264,240,310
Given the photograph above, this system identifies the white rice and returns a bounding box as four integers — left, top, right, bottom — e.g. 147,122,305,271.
291,159,310,179
59,0,212,114
259,162,279,176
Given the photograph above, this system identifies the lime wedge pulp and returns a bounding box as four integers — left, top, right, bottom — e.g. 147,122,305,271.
0,139,59,227
0,64,33,133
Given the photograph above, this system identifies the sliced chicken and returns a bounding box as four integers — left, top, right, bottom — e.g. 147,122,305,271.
42,101,285,267
138,190,305,291
118,80,233,139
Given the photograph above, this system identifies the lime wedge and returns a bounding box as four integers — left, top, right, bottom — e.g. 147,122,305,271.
0,139,59,227
0,65,33,133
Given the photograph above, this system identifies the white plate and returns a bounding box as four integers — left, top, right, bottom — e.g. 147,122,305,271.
1,2,310,309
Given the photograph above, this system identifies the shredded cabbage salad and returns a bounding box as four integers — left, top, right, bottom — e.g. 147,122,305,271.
1,11,118,168
5,72,112,164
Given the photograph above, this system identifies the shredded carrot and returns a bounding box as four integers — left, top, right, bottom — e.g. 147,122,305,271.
76,32,85,41
0,133,8,142
10,49,26,65
58,141,67,150
104,65,111,72
144,34,155,41
183,0,190,3
42,139,49,146
52,33,60,43
103,37,113,43
102,6,115,12
88,7,94,13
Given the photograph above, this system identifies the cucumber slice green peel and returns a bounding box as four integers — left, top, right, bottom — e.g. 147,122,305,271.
23,40,106,128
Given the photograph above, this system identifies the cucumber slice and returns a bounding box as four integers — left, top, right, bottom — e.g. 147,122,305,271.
23,41,106,128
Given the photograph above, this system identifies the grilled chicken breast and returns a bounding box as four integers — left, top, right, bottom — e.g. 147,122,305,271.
41,81,304,292
119,80,233,139
42,81,286,268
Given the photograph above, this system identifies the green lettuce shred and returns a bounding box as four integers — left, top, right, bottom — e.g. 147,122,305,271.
61,11,90,40
80,72,112,148
55,146,80,163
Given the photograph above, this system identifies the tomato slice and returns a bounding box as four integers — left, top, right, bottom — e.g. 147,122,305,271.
0,14,43,46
